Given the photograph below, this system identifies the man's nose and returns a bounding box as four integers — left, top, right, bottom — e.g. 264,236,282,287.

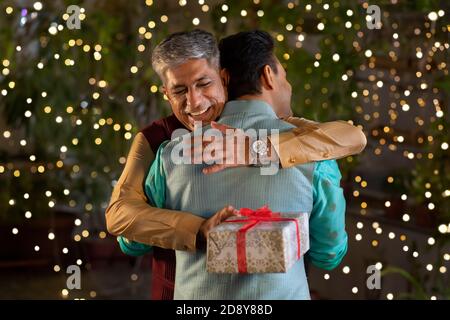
186,88,202,111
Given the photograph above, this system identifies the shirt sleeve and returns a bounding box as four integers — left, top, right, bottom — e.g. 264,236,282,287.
306,160,348,270
105,132,204,252
270,118,367,168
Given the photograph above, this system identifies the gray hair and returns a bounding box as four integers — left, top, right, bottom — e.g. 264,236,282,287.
151,29,220,82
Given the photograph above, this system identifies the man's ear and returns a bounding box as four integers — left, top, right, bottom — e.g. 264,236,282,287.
260,65,275,90
220,68,230,87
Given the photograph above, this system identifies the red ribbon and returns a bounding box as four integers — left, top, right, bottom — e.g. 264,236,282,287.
224,205,301,273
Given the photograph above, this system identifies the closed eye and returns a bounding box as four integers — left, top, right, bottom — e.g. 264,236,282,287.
172,88,187,95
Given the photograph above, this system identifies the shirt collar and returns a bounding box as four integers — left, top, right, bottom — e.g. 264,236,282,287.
220,99,277,118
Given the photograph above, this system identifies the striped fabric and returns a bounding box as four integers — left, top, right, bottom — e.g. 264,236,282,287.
160,100,315,300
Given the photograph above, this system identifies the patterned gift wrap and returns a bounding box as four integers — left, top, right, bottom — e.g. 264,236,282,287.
207,207,309,273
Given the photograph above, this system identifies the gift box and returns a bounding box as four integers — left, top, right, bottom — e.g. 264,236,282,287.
206,206,309,273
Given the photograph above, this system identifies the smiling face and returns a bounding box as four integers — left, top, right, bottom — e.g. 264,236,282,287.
163,58,226,131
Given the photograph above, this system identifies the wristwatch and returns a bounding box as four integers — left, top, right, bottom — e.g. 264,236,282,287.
250,138,269,166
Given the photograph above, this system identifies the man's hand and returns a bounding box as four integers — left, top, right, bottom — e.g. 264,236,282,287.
196,205,240,250
189,122,251,174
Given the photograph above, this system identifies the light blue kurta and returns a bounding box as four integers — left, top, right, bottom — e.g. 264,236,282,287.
118,100,348,299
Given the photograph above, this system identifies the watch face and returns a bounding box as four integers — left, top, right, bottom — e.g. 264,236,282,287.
252,140,268,155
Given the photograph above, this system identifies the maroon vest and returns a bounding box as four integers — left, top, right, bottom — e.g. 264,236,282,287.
140,114,184,300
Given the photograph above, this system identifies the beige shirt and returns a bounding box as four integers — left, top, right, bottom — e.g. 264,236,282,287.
105,118,366,251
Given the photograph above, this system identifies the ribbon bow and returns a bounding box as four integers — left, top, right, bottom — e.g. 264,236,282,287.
225,205,301,273
238,205,278,218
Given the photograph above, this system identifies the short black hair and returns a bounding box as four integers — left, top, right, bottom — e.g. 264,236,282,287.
219,30,278,100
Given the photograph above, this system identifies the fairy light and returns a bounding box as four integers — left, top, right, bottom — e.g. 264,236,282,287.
427,11,438,21
438,224,447,234
124,123,133,132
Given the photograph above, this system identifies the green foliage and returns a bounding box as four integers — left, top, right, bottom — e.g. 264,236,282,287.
0,0,172,222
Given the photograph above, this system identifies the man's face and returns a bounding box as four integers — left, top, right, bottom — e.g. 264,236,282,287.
271,57,293,118
163,58,226,131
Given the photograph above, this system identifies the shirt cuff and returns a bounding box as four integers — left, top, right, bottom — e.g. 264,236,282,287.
173,213,205,252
